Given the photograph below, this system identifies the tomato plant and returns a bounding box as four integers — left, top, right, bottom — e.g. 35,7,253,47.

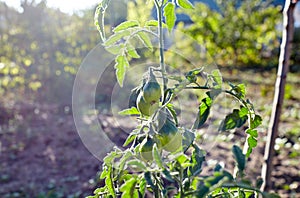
88,0,278,197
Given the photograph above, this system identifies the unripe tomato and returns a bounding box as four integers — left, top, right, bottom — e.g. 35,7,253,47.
136,92,158,116
139,136,155,161
142,81,162,103
157,118,182,153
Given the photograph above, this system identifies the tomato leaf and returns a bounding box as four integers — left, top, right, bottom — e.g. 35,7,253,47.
105,166,116,198
211,69,222,89
126,43,140,58
139,178,147,197
144,20,168,28
113,20,140,32
246,129,258,138
162,169,174,182
119,107,140,116
114,55,129,87
232,145,246,172
136,31,153,51
218,108,248,131
176,0,194,9
118,150,133,174
188,144,205,177
231,83,246,99
127,159,147,170
166,103,178,126
182,128,195,153
120,177,139,198
164,2,176,32
104,30,130,46
250,114,262,129
193,96,212,129
153,144,164,169
246,136,257,157
144,171,155,189
105,44,122,55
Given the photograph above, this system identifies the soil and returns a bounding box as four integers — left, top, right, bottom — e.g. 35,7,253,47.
0,103,100,197
0,101,299,197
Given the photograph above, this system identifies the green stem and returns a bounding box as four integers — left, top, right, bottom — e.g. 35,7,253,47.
179,165,184,198
154,0,168,92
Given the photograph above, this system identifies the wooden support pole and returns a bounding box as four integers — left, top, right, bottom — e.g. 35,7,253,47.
261,0,297,192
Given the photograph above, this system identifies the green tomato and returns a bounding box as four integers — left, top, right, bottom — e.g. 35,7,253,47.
157,119,182,153
136,92,159,116
139,136,155,161
142,81,161,103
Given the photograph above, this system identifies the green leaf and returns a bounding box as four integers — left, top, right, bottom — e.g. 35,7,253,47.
250,114,262,129
127,160,147,170
114,55,129,87
113,20,140,32
123,131,138,147
144,171,155,188
128,85,143,108
100,166,108,179
176,0,194,9
182,128,195,152
105,166,116,197
164,2,176,32
105,44,122,55
188,144,205,177
193,97,212,129
120,177,138,198
104,30,130,46
246,129,258,138
247,136,257,148
162,169,174,182
185,68,203,83
232,145,246,171
144,20,168,28
136,31,153,51
103,150,122,165
166,103,178,126
153,144,164,168
233,84,246,99
126,44,140,58
211,69,222,89
119,107,140,116
139,178,147,198
219,108,248,131
118,150,133,174
246,136,257,157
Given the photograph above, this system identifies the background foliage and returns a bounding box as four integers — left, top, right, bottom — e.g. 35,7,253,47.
181,0,282,68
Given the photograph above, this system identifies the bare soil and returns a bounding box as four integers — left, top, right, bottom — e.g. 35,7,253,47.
0,100,299,197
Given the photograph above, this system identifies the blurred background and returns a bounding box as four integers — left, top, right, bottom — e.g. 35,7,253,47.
0,0,299,197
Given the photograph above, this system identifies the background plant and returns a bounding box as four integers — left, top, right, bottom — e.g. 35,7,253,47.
180,0,282,68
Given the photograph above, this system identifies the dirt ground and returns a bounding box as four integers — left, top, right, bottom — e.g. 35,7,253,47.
0,101,299,197
0,103,100,197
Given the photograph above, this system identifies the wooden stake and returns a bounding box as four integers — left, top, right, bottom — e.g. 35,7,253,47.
261,0,297,192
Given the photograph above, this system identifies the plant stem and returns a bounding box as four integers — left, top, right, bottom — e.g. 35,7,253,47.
179,165,184,198
154,0,168,92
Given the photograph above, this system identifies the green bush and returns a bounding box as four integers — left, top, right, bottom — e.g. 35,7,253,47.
181,0,282,68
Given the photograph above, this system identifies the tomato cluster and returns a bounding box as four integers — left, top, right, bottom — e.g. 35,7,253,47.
135,71,183,161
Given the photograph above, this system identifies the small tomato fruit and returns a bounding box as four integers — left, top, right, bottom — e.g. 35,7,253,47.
136,92,158,116
142,81,161,103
